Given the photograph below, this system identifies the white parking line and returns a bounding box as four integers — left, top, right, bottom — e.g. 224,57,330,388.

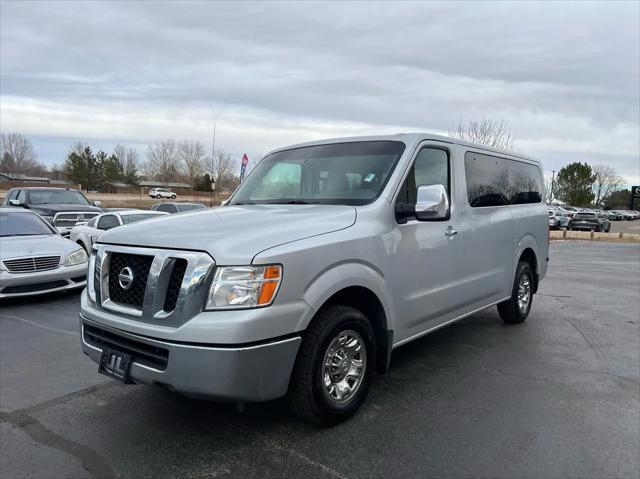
0,313,78,336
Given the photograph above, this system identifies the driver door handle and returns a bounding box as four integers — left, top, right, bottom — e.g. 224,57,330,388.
444,227,458,237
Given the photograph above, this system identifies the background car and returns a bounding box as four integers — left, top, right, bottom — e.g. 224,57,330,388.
70,209,169,252
2,187,103,236
150,202,206,214
548,209,570,230
0,208,88,299
569,212,611,232
149,188,177,199
556,206,578,218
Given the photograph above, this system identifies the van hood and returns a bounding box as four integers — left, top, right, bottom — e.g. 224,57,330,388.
98,204,357,264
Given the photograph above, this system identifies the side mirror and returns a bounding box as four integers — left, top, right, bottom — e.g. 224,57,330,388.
93,200,102,207
8,199,21,206
415,184,450,221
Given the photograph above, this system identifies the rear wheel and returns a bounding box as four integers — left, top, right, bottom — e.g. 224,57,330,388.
498,261,534,324
288,305,376,426
171,194,176,199
156,194,162,199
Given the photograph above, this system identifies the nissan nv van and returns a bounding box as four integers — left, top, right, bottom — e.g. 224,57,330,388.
80,133,548,425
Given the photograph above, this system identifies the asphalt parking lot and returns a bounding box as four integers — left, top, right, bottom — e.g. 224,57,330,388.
1,242,639,479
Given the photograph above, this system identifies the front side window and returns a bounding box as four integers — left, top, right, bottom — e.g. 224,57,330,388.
397,148,449,207
0,212,54,236
97,215,120,230
464,152,542,207
157,204,176,213
229,141,406,206
28,189,90,205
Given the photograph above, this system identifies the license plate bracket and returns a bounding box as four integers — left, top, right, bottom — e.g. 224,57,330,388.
98,347,133,383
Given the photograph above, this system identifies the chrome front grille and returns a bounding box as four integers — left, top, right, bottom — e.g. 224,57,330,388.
53,212,99,228
3,256,61,273
91,244,215,326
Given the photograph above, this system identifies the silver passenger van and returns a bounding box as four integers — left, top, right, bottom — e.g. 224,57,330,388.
80,133,548,424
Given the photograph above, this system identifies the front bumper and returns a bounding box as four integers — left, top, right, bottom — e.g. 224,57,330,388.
80,315,302,402
0,263,87,298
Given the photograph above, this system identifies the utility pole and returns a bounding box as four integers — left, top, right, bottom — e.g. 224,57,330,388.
210,124,216,207
550,170,556,204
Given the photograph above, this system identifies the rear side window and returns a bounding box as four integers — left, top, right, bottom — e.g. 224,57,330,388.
464,152,542,207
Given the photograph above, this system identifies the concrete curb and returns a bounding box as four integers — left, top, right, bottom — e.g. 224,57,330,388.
550,230,640,243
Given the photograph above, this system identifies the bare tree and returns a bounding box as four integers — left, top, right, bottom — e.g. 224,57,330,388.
145,140,180,185
592,164,624,207
113,144,140,185
211,150,234,189
449,117,517,151
0,132,45,175
178,140,206,188
543,175,555,204
69,141,90,157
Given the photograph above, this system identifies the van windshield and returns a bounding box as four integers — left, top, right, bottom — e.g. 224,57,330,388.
229,141,406,206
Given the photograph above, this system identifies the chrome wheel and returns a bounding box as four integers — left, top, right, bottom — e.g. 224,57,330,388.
321,330,366,405
517,273,532,314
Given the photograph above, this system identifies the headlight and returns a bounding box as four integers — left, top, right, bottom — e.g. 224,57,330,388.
63,248,88,267
205,265,282,310
41,215,54,224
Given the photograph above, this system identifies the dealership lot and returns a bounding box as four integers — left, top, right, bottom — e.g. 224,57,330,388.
1,242,639,479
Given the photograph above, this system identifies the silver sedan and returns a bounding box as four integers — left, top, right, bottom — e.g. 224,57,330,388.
0,208,88,299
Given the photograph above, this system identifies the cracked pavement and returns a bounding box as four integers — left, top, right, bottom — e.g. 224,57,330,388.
1,242,639,478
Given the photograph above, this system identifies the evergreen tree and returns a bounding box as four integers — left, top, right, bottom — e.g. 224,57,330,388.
555,162,595,207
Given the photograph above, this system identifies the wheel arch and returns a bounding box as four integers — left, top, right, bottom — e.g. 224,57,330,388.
302,264,394,373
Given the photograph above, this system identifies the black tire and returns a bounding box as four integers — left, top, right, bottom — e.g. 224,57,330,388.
497,261,534,324
288,304,376,426
156,194,162,199
171,194,176,199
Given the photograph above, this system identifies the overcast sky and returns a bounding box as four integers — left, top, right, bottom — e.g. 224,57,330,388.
1,0,639,183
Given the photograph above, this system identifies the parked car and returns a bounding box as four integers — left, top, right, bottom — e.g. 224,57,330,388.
149,188,177,199
150,202,206,214
557,206,578,218
598,211,617,221
70,210,169,253
3,187,103,236
79,133,548,425
548,209,569,230
569,212,611,232
0,208,88,299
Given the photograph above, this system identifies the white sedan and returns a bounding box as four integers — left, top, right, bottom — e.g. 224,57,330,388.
70,209,169,252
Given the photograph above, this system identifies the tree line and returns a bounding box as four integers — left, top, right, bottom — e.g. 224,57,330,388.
1,128,634,207
0,132,241,192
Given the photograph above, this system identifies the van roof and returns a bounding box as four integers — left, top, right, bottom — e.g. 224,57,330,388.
267,132,540,164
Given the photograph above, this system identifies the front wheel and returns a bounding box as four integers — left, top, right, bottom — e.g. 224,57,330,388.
498,261,534,324
171,194,176,199
288,305,376,426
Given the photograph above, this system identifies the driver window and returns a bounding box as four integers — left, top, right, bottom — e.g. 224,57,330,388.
17,190,27,203
398,148,450,206
97,215,119,230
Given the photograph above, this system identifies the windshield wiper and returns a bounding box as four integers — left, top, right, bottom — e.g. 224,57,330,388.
231,201,256,205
